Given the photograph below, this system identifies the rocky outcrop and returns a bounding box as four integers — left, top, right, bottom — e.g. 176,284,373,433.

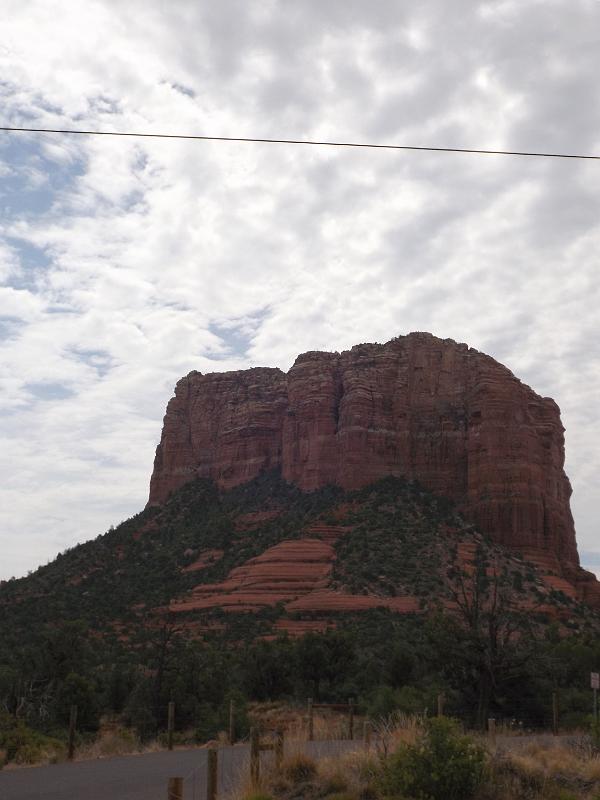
170,538,337,613
170,532,420,618
149,333,581,579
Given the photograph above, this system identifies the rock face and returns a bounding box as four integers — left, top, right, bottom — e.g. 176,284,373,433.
149,333,580,577
169,524,421,619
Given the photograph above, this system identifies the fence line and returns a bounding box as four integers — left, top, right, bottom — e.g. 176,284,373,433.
17,687,598,764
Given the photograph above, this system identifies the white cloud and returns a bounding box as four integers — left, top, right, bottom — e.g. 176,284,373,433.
0,0,599,580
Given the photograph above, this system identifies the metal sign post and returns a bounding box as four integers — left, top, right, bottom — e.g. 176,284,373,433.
591,672,599,722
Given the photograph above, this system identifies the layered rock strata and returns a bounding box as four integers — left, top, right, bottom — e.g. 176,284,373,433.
169,532,419,617
150,332,581,580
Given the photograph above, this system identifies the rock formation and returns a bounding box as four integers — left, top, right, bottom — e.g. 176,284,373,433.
169,524,420,617
149,332,581,581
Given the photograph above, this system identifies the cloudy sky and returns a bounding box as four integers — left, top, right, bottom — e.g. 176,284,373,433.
1,0,599,581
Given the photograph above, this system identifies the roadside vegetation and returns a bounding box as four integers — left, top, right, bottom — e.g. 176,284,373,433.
234,716,600,800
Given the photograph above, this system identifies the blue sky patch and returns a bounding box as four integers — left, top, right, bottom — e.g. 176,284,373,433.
0,135,86,218
581,550,600,566
24,382,75,401
208,308,269,358
5,236,52,291
69,347,114,377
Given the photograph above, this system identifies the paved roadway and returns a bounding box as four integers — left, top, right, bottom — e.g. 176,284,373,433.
0,740,361,800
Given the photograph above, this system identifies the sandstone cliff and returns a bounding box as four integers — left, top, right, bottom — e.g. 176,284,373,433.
149,332,581,580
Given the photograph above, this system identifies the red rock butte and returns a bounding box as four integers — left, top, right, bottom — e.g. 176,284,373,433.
149,331,593,592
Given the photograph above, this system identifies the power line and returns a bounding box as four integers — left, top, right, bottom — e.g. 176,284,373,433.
1,125,599,160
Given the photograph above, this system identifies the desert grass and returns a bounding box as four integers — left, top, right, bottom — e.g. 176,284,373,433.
248,701,364,743
74,725,161,761
225,713,421,800
226,745,381,800
473,736,600,800
227,713,600,800
507,741,600,783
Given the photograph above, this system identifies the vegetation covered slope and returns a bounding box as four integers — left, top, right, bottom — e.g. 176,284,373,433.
1,472,599,755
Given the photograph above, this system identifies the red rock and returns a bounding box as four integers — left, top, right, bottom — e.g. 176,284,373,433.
149,367,288,500
273,619,334,636
170,538,336,613
181,549,224,573
170,532,419,617
149,333,592,600
234,511,282,531
574,569,600,607
304,524,353,543
285,590,419,614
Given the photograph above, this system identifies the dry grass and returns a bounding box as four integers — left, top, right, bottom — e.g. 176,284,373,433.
314,747,380,793
226,724,387,800
248,702,359,743
478,739,600,800
281,752,318,783
226,768,269,800
75,725,159,761
227,714,600,800
508,741,600,782
371,711,421,759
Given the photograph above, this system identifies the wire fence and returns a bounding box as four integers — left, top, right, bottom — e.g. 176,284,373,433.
75,689,598,749
4,695,598,800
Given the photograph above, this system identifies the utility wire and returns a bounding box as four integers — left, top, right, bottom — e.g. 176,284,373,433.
1,125,599,160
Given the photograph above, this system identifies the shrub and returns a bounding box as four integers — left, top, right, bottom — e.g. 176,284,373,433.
368,685,429,718
379,717,486,800
0,722,65,765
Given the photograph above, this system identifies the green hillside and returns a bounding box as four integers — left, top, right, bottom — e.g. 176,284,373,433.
1,472,599,761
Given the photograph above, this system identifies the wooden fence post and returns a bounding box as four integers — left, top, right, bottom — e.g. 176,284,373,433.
67,704,78,761
275,728,284,769
437,692,445,717
229,698,235,744
167,777,183,800
552,691,559,736
207,747,218,800
363,720,371,749
250,727,260,785
307,698,314,741
167,701,175,751
348,699,354,740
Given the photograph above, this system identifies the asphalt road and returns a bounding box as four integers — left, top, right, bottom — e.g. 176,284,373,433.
0,740,361,800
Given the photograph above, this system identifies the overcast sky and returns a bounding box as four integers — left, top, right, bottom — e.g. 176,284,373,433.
1,0,599,581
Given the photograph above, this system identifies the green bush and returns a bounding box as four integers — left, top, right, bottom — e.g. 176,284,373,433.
193,693,249,743
379,717,486,800
367,685,430,718
0,720,64,765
